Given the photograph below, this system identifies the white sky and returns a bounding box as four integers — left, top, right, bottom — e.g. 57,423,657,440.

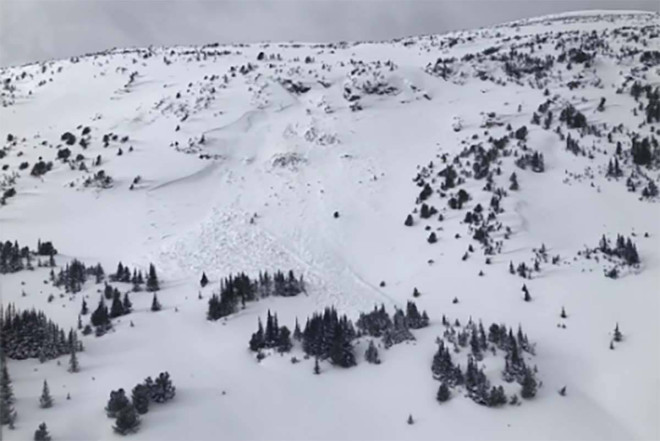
0,0,658,67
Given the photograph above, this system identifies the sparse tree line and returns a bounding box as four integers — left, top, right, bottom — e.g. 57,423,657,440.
0,239,57,274
249,301,429,369
85,263,160,336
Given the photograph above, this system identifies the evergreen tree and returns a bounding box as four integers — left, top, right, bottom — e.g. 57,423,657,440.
249,319,265,352
200,272,209,288
81,299,88,315
34,422,51,441
151,293,162,312
407,414,414,425
90,297,110,329
613,323,623,342
110,289,125,318
0,362,17,426
488,386,507,407
146,372,175,403
404,214,414,227
39,380,53,408
293,319,303,341
436,382,451,403
68,346,79,373
122,293,132,313
131,384,150,415
113,403,140,435
522,284,531,302
276,326,293,353
560,307,567,319
146,264,159,292
520,368,538,399
105,388,130,418
365,340,381,364
329,326,356,368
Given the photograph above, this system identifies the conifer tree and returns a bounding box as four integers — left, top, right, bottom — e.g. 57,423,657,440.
105,389,130,418
131,384,150,415
0,362,17,426
560,307,567,319
613,323,623,342
522,284,531,302
404,214,414,227
407,414,414,425
277,326,293,353
39,380,53,408
34,422,51,441
81,299,88,315
249,319,265,352
147,372,176,403
146,264,159,292
68,346,79,373
151,293,162,312
200,272,209,288
365,340,381,364
293,319,303,341
520,368,538,399
436,382,451,403
113,403,140,435
110,289,125,318
122,293,132,313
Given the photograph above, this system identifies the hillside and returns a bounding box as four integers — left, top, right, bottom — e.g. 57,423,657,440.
1,10,659,441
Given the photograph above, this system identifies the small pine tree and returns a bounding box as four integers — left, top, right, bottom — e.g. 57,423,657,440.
68,346,79,373
0,363,17,426
151,293,162,312
113,403,140,435
523,284,531,302
200,272,209,288
407,414,414,425
39,380,53,408
365,340,381,364
520,369,538,399
559,386,567,396
131,384,150,415
81,299,88,315
105,389,130,418
146,263,159,292
560,307,567,319
404,214,414,227
613,323,623,342
34,422,51,441
436,383,451,403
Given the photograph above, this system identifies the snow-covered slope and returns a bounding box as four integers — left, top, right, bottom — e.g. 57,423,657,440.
1,10,659,441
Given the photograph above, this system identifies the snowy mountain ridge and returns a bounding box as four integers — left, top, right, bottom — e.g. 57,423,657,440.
0,10,659,441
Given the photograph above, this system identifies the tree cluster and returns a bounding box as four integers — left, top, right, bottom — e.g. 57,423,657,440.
1,239,57,274
249,310,292,354
598,234,640,265
356,301,428,348
301,307,357,367
0,305,82,361
208,270,304,321
106,372,175,435
53,259,104,293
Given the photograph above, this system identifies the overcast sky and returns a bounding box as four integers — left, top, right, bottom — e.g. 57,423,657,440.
0,0,657,67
